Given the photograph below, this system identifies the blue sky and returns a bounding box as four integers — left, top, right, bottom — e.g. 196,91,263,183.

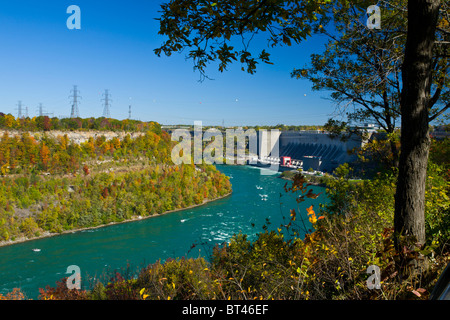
0,0,337,126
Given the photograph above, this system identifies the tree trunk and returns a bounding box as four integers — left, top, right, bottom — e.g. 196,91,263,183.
394,0,440,248
390,139,399,169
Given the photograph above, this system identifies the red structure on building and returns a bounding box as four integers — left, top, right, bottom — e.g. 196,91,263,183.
281,156,291,166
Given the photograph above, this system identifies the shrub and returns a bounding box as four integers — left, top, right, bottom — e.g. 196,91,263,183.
38,278,90,300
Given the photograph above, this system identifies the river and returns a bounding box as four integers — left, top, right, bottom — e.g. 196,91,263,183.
0,165,327,299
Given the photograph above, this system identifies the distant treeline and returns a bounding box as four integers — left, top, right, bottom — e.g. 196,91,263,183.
0,125,170,175
0,113,157,132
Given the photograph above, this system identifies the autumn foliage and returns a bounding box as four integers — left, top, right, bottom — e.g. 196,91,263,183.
35,158,449,300
1,113,448,300
0,122,232,242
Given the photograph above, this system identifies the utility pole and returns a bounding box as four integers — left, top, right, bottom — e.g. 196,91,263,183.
102,89,112,118
69,85,81,118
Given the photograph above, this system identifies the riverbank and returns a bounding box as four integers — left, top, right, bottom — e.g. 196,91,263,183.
0,191,232,248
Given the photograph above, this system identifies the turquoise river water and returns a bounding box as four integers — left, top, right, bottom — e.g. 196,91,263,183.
0,165,327,299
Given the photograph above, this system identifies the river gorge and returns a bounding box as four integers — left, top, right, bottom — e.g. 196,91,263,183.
0,165,327,299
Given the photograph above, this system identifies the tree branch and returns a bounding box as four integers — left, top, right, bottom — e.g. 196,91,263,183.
429,101,450,122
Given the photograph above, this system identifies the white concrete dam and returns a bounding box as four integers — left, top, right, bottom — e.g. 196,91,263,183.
257,131,365,173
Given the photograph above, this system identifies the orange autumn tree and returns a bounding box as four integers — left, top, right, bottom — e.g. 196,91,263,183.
40,142,51,170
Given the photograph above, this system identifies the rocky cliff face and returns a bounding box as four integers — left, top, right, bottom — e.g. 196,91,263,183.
0,130,145,144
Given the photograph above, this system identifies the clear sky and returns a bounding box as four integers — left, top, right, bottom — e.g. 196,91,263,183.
0,0,337,126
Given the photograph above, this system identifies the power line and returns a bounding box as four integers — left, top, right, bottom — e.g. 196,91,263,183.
36,103,54,118
102,89,112,118
69,85,81,118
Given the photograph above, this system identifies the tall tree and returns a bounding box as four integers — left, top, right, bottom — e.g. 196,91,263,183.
394,0,442,248
290,0,448,249
291,1,449,170
291,1,407,168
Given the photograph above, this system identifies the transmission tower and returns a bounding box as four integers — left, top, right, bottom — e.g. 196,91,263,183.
36,103,53,118
38,103,44,117
128,105,132,120
16,101,23,118
102,89,112,118
69,85,81,118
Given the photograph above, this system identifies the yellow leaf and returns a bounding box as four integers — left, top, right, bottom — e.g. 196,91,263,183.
140,288,146,296
143,294,149,300
308,216,317,224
